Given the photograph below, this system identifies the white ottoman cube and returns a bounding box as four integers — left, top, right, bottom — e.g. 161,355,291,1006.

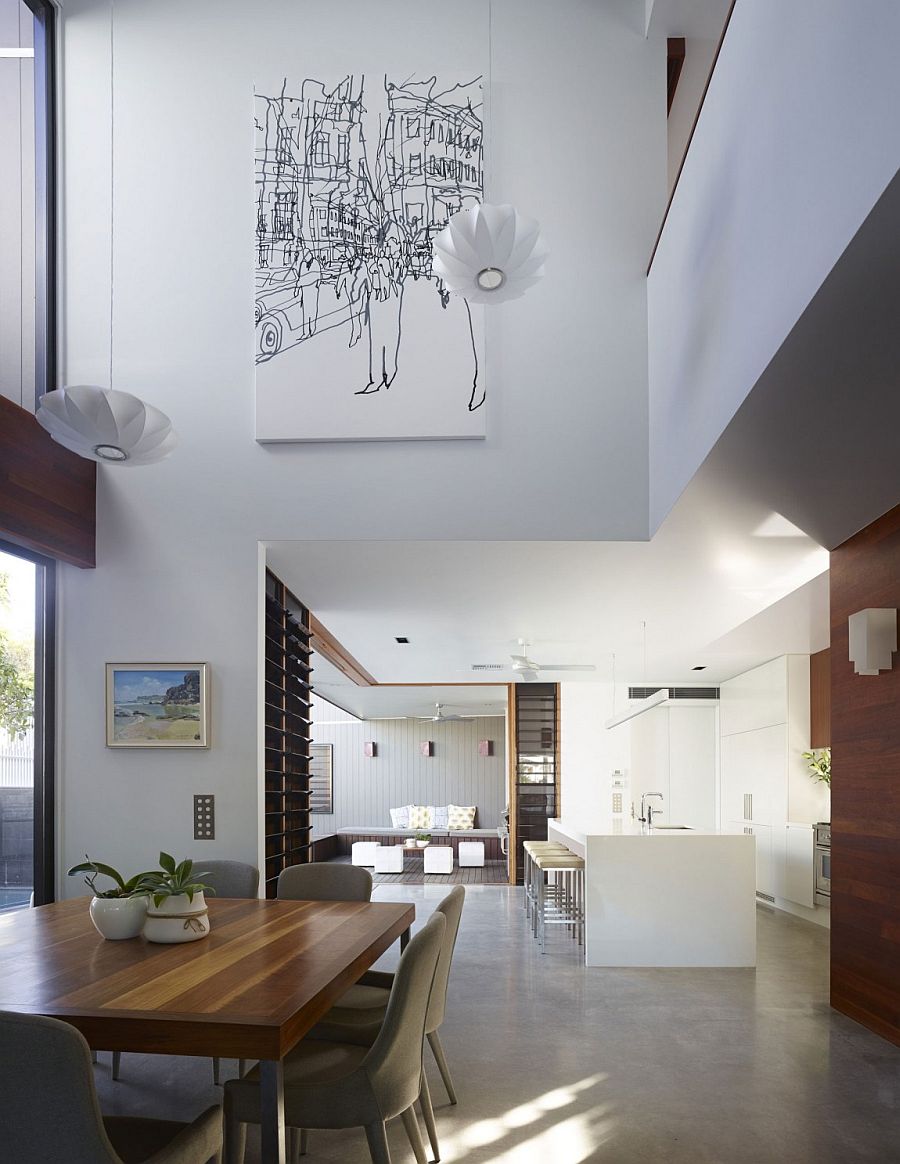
374,845,404,874
458,841,485,867
424,846,454,874
351,842,379,867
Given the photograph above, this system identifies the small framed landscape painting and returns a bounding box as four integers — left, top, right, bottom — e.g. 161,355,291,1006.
106,664,209,748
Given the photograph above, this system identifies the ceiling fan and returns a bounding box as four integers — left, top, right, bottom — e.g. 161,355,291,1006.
473,641,597,682
412,703,476,723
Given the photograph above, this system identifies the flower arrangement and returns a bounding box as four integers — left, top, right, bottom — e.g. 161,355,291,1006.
802,747,831,786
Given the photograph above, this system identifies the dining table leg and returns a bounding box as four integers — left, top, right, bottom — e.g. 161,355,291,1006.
259,1059,286,1164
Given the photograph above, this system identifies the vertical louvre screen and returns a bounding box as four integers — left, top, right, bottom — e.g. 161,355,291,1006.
264,570,313,898
514,682,558,884
309,743,333,814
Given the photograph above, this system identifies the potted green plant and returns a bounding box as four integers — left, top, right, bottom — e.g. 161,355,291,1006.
139,852,214,944
802,747,831,786
415,831,431,848
67,856,154,940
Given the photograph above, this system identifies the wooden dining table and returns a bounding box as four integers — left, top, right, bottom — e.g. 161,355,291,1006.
0,895,414,1164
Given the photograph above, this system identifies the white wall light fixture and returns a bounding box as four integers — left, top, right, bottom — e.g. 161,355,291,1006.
848,608,898,675
432,203,547,304
36,386,177,465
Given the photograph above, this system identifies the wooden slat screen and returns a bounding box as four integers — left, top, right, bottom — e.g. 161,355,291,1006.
263,570,313,897
512,682,559,884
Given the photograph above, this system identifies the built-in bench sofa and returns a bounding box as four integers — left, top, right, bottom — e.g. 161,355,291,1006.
336,827,503,861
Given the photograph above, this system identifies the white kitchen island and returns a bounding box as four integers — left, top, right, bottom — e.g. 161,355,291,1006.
548,818,757,968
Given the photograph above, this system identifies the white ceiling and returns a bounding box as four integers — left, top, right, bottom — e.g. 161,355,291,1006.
311,665,507,721
268,453,830,691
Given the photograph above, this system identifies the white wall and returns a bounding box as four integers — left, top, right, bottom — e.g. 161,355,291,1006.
648,0,900,530
54,0,665,892
666,36,718,192
559,682,630,834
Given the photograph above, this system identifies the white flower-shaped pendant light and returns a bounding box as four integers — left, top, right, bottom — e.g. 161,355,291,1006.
432,202,547,304
36,385,177,465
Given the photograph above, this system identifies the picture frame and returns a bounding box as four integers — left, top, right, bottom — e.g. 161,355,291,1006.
105,663,210,748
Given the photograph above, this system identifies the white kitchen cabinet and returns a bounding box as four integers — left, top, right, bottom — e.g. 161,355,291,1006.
630,704,717,830
720,655,827,911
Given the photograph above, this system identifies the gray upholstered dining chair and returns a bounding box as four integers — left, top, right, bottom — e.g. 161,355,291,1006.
0,1009,223,1164
223,912,446,1164
277,860,373,902
304,885,465,1161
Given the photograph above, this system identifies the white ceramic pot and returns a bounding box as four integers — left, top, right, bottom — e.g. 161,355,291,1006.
89,894,148,940
416,840,430,848
142,891,210,944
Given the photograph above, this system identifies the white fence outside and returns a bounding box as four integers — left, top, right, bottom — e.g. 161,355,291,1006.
0,730,33,788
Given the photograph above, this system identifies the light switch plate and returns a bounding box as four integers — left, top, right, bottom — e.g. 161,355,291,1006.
194,794,215,840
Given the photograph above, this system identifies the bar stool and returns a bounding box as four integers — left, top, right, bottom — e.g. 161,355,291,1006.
523,842,570,922
532,850,585,953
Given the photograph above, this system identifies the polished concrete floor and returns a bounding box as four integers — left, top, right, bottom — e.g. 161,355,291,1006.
94,885,900,1163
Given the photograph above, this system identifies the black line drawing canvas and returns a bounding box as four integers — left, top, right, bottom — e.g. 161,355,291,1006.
254,73,485,442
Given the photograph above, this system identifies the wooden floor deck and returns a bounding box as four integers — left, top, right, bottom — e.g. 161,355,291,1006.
330,855,510,886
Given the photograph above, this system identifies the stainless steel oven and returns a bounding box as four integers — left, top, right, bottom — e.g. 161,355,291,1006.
815,822,831,905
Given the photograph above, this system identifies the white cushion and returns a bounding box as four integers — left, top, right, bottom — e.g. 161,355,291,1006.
408,805,434,830
374,845,404,873
389,805,411,829
447,804,476,830
351,842,379,867
458,841,485,867
432,805,450,830
424,846,454,874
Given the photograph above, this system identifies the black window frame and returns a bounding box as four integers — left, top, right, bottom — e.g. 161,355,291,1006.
0,538,56,905
25,0,57,403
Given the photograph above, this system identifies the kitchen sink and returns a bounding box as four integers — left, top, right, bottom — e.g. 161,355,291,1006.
652,825,693,830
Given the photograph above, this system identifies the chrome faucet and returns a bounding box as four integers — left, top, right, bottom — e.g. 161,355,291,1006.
639,792,664,826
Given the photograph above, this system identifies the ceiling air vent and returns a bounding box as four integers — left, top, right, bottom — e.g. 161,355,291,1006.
628,686,719,701
471,664,505,671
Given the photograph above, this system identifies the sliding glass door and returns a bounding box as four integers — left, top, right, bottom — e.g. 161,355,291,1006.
0,540,54,908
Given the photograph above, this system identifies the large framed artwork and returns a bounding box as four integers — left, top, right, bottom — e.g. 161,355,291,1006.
105,664,210,748
254,73,485,442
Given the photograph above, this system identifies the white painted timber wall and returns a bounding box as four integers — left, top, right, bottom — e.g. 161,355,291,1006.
310,714,506,837
648,0,900,530
54,0,665,893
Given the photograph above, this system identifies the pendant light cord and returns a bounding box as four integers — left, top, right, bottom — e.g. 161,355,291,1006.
486,0,493,203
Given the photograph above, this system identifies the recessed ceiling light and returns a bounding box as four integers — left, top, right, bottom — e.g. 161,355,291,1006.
395,637,409,644
691,665,706,671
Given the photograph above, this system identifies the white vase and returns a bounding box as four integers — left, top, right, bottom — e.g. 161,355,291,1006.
416,840,430,848
142,891,210,944
89,894,148,940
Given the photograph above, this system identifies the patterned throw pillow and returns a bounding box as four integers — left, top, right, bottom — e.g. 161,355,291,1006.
389,805,411,829
447,804,476,830
432,805,449,830
408,805,434,830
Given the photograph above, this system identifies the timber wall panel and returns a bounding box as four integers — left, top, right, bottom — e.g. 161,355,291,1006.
830,502,900,1045
0,396,95,567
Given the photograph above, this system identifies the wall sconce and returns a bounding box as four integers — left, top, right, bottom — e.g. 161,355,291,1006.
478,740,493,757
420,741,433,757
849,608,897,675
364,741,377,758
